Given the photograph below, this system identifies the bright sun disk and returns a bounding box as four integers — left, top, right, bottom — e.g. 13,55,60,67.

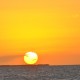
24,52,38,65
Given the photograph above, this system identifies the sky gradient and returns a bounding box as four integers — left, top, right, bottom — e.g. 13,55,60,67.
0,0,80,65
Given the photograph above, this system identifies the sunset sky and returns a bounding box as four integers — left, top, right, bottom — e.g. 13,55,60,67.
0,0,80,65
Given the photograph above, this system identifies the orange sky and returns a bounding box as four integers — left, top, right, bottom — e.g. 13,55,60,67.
0,0,80,65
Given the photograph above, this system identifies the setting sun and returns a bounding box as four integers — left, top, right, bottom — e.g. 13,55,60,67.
24,52,38,65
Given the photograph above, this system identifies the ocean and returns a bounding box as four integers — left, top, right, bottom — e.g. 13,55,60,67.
0,65,80,80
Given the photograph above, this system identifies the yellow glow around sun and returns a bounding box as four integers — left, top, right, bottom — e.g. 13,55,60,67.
24,52,38,64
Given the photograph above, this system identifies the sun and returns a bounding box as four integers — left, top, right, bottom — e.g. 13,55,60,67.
24,52,38,65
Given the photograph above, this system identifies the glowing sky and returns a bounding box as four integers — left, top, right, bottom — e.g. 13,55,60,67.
0,0,80,65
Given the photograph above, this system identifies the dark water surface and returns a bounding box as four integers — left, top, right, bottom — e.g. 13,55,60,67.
0,65,80,80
